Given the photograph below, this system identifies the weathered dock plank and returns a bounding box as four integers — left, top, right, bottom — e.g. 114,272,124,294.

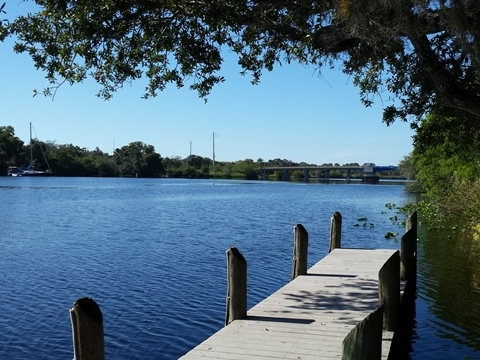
181,249,398,359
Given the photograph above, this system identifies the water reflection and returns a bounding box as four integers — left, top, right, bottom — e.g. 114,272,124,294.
413,222,480,358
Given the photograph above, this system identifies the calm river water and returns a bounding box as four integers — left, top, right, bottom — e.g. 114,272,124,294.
0,177,478,359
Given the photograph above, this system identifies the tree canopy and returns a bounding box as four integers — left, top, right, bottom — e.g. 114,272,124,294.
413,112,480,192
405,111,480,230
5,1,480,125
0,126,25,171
114,141,164,177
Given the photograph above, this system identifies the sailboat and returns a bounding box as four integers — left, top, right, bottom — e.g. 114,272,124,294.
7,123,52,176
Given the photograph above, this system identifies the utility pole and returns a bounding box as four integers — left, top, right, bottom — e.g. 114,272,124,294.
212,132,215,166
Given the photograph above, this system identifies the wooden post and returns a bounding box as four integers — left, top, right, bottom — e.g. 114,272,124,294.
342,305,384,360
406,211,418,235
225,247,247,326
329,211,342,252
70,297,105,360
291,224,308,281
378,251,400,331
401,212,418,281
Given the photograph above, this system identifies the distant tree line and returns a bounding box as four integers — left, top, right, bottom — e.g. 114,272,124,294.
1,125,404,180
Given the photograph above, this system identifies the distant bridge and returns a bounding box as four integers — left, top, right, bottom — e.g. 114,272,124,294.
261,163,398,182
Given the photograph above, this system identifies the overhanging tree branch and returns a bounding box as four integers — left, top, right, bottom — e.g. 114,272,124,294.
5,0,480,123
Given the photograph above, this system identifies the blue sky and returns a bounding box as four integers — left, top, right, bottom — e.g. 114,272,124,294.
1,2,414,166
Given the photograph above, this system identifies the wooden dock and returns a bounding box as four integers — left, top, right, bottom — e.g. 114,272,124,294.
65,212,416,360
180,248,401,359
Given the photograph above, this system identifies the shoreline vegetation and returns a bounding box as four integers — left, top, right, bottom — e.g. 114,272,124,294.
1,125,405,180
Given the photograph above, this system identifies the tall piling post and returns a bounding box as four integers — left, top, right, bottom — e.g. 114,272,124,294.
342,305,384,360
291,224,308,281
401,211,418,281
378,251,400,331
225,247,247,326
329,211,342,252
70,297,105,360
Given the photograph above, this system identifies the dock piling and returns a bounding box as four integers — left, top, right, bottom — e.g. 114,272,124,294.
329,211,342,252
225,247,247,326
401,212,417,281
70,297,105,360
291,224,308,281
342,305,384,360
378,251,400,331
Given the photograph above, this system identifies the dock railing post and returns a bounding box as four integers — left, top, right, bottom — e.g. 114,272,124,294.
70,297,105,360
342,305,384,360
378,251,400,331
329,211,342,252
401,211,417,281
291,224,308,281
225,247,247,326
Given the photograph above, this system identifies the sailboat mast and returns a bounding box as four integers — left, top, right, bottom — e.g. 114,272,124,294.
212,132,215,166
29,122,33,167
